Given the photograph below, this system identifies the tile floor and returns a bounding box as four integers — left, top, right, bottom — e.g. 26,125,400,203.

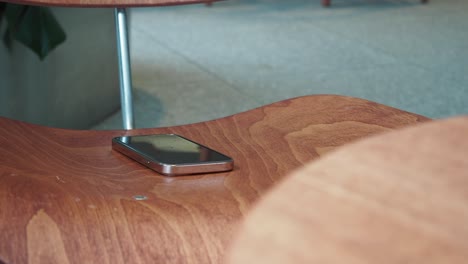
94,0,468,129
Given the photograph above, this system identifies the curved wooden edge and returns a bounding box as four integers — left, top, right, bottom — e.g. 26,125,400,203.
0,94,429,135
2,0,221,8
226,116,468,264
0,95,429,263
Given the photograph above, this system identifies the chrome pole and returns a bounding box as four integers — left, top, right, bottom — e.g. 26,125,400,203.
115,8,135,130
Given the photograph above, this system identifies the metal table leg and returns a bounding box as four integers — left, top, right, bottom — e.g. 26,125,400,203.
115,8,135,130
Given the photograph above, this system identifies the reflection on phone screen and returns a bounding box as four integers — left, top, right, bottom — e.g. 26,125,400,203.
116,135,230,165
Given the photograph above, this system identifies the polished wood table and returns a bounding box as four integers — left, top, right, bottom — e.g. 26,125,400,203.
227,115,468,264
2,0,214,8
0,95,428,263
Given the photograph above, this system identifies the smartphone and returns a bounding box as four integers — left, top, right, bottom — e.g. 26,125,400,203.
112,134,234,176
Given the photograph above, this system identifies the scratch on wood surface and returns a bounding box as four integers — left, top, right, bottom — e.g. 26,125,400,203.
55,175,66,183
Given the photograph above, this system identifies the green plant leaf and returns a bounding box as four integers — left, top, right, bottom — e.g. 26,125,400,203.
3,3,27,51
4,4,66,60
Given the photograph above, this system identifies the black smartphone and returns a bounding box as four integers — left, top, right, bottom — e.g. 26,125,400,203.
112,134,234,176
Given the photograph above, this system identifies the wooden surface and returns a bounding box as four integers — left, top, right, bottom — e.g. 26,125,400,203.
227,115,468,264
0,95,428,264
2,0,220,8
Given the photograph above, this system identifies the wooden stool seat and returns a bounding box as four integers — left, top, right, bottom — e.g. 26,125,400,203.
227,115,468,263
0,95,428,263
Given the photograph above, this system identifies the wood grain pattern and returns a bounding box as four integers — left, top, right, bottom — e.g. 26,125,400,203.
27,210,70,264
227,115,468,264
0,95,428,263
2,0,220,8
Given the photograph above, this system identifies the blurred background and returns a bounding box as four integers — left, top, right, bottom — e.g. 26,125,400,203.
96,0,467,129
2,0,467,129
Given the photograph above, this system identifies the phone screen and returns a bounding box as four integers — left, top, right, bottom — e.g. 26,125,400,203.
113,134,232,165
113,134,233,175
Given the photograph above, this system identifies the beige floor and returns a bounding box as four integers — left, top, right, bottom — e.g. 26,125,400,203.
94,0,468,130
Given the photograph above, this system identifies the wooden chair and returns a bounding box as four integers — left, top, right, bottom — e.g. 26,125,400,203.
227,115,468,263
0,95,430,263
